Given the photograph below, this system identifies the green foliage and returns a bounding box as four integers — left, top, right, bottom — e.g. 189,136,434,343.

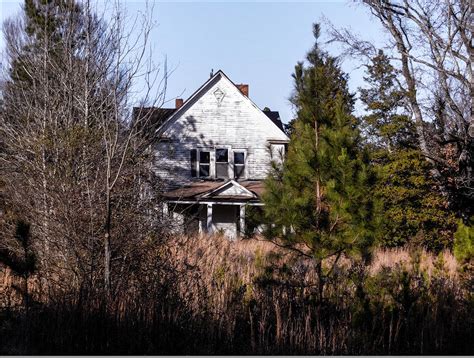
453,218,474,263
261,24,380,266
0,220,36,277
376,149,456,250
213,264,228,285
348,250,472,354
10,0,83,84
359,50,417,151
359,51,456,251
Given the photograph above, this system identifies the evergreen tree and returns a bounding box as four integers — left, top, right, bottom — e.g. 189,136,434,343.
453,217,474,264
0,219,36,312
359,51,456,251
261,24,380,299
359,50,417,152
9,0,83,84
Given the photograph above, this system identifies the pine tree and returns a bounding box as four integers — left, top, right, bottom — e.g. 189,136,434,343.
0,220,36,312
359,51,456,251
359,50,417,152
261,24,380,299
9,0,83,84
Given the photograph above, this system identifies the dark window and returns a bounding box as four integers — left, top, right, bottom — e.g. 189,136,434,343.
216,148,228,162
234,152,245,179
199,151,210,177
234,152,244,164
216,148,229,178
200,151,210,163
190,149,197,177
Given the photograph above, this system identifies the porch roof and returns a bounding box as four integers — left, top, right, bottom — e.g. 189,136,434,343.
162,180,265,201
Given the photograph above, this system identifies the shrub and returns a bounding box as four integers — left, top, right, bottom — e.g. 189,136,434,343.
453,218,474,264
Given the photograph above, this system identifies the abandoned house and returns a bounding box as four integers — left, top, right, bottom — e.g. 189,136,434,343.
148,70,289,238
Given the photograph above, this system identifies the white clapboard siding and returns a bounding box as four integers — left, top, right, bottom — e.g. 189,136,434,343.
153,72,289,189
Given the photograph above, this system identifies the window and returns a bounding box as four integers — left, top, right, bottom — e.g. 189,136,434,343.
199,151,210,177
192,147,245,179
190,149,197,177
215,148,229,178
234,151,245,179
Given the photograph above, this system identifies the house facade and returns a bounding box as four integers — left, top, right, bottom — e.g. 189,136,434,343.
152,70,289,238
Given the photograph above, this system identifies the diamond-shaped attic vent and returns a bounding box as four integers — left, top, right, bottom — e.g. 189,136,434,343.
213,88,225,105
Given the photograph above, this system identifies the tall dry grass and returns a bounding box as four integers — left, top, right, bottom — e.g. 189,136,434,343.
0,233,472,354
158,233,471,354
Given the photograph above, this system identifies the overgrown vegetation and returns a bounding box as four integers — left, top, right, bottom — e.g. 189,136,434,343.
260,25,380,304
0,0,473,355
359,50,457,251
0,235,472,354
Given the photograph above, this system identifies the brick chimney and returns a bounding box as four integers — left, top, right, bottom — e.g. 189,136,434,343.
236,84,249,97
175,98,184,109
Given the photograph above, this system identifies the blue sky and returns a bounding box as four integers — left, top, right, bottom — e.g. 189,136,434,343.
1,0,386,123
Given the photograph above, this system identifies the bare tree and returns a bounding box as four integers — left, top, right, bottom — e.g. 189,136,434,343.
327,0,473,218
0,0,167,299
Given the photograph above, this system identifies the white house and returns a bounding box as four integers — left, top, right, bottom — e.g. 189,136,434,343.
150,70,289,238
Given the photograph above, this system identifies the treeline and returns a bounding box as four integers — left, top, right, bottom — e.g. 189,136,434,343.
0,0,473,355
0,0,166,297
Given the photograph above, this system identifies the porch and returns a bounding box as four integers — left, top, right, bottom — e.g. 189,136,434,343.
164,201,263,239
162,179,265,239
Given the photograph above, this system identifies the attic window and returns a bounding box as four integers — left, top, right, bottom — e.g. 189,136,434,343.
213,88,225,105
216,148,229,178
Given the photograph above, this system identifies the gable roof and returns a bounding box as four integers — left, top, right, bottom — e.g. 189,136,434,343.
155,70,288,139
201,180,257,199
133,107,175,126
263,110,284,132
132,107,176,139
162,179,265,201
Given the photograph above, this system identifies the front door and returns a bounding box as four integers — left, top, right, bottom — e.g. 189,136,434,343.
212,204,238,239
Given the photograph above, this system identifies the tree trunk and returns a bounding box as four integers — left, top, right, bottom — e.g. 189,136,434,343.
382,11,448,195
315,119,322,216
104,190,112,294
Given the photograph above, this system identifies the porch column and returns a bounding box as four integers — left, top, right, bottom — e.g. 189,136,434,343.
162,202,169,217
207,203,213,233
239,205,246,237
198,205,203,234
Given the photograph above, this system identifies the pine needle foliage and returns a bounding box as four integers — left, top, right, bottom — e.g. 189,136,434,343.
454,217,474,264
359,50,456,251
261,24,380,278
